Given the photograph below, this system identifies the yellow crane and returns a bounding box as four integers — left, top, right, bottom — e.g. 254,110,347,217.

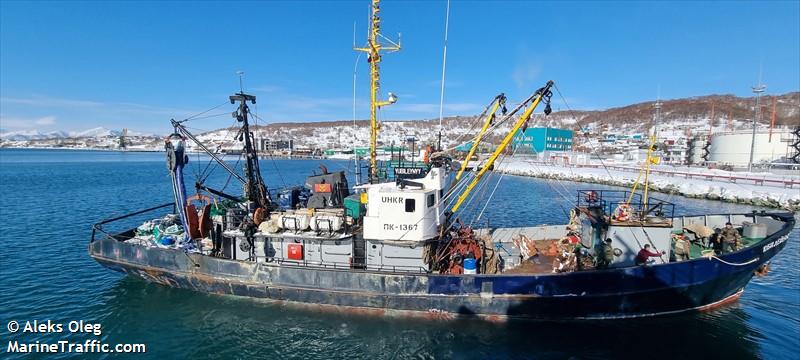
354,0,400,183
454,93,507,181
451,81,554,213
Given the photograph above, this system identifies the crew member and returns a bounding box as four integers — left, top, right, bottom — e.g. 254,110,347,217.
573,243,584,271
635,244,664,265
710,228,724,255
673,234,691,262
597,238,614,269
720,222,741,254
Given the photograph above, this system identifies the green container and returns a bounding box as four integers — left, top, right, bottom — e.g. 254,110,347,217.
344,194,365,219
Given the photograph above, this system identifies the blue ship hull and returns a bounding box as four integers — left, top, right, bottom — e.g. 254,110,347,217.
89,212,794,320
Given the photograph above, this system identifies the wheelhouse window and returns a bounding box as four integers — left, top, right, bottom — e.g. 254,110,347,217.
405,198,416,212
427,194,435,208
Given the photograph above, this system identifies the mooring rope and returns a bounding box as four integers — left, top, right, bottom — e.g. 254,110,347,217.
701,251,759,266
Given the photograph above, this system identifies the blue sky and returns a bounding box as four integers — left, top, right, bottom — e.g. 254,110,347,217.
1,0,798,134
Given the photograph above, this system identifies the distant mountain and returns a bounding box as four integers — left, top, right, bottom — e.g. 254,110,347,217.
559,92,800,129
2,91,797,145
47,130,71,138
69,127,120,138
0,127,159,141
124,129,158,137
0,130,70,141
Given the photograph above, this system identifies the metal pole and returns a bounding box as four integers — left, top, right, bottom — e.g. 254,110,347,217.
749,84,766,172
353,44,362,186
437,0,451,146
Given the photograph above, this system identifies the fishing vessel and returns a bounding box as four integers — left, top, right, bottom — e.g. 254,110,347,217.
89,0,795,320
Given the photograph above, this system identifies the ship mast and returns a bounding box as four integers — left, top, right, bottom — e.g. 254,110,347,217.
230,92,271,210
625,99,662,212
354,0,400,183
642,99,662,210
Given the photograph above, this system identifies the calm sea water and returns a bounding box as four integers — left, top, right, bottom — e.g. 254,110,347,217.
0,149,797,359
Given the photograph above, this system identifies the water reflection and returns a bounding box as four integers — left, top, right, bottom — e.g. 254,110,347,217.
89,274,765,359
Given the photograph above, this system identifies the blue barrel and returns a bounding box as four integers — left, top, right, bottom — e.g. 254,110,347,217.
463,258,477,274
161,235,175,246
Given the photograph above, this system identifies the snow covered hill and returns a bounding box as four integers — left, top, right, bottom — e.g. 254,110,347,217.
0,127,158,140
0,130,70,141
2,91,796,150
70,127,121,138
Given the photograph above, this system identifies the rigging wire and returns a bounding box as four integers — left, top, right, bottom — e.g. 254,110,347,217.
553,83,617,182
191,119,240,185
438,99,533,155
220,156,243,194
443,98,505,158
186,112,230,121
552,84,715,213
177,101,230,123
248,111,288,189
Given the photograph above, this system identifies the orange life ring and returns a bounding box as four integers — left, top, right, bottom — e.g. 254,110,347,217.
615,204,631,222
187,193,213,204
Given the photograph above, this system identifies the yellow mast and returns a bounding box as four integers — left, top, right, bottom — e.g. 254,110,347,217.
455,94,506,181
626,99,661,210
451,81,553,213
354,0,400,183
642,100,662,210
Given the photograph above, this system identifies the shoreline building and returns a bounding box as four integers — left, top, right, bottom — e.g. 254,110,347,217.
512,127,574,161
687,134,709,165
258,139,293,155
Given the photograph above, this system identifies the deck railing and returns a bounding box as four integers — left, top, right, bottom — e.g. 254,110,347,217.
91,202,175,243
577,190,675,220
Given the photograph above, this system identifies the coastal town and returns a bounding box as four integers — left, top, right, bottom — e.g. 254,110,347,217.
3,92,798,210
3,92,797,164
